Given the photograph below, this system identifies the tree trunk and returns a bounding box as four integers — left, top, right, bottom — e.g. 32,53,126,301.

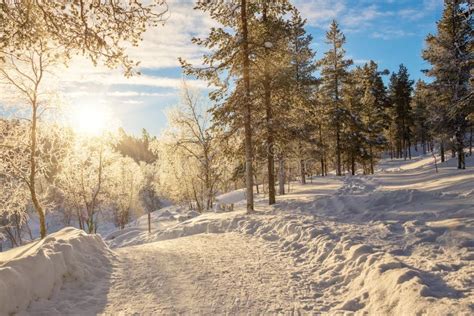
350,154,355,176
369,144,374,174
456,129,465,169
263,6,275,205
148,212,151,233
300,159,306,184
77,210,83,230
319,124,326,176
255,173,259,194
440,140,445,162
278,156,285,195
29,104,47,239
241,0,254,213
470,126,472,156
336,127,342,176
408,137,412,160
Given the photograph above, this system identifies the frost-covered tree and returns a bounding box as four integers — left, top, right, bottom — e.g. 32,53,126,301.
0,1,167,239
360,61,389,173
0,0,168,76
58,136,118,233
0,120,30,247
286,8,317,185
109,157,143,230
158,84,219,212
412,80,433,155
0,44,62,239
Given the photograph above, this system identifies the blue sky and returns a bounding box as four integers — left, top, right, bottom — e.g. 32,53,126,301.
60,0,444,137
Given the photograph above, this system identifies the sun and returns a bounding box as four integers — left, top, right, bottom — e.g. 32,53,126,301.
70,102,115,136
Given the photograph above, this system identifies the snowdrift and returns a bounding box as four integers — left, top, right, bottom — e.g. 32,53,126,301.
0,227,114,314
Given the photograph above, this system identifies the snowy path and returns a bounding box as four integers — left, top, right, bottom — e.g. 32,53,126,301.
26,233,305,315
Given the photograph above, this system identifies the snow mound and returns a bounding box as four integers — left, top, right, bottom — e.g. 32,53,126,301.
215,188,246,204
0,227,114,314
104,205,202,247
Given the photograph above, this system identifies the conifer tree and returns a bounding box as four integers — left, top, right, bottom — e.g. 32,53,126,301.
180,0,257,212
287,9,317,184
255,1,293,204
318,20,353,176
360,61,389,173
422,0,472,169
412,80,433,154
388,64,414,160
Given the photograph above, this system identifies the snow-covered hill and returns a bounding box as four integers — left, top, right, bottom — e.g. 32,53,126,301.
1,153,473,314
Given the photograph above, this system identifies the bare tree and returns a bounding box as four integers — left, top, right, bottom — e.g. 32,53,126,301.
160,83,219,212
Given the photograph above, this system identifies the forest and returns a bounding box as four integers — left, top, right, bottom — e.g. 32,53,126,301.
1,0,471,247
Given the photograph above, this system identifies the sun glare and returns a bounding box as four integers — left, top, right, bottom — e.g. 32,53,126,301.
70,103,115,136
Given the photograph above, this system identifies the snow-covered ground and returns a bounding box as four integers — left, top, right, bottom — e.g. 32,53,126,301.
1,153,473,315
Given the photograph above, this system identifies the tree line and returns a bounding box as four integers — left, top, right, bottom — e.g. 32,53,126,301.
0,0,472,246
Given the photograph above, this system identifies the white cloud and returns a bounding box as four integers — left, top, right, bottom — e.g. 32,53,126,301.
293,0,346,27
70,73,209,90
125,0,216,69
342,5,393,28
64,91,176,98
371,28,415,40
353,59,371,65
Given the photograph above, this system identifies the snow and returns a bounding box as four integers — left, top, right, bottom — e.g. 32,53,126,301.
215,188,246,205
1,153,473,314
0,227,114,315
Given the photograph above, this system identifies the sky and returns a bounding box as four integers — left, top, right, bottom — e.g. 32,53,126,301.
59,0,444,137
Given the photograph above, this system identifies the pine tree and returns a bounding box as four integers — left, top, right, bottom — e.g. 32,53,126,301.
360,61,389,173
287,9,317,184
388,64,414,160
255,1,293,204
180,0,258,212
318,20,353,176
342,68,365,175
422,0,472,169
412,80,433,154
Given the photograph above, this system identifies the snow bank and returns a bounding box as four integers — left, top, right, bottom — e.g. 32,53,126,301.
0,227,114,314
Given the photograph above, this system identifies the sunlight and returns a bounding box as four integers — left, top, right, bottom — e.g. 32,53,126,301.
70,102,114,136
